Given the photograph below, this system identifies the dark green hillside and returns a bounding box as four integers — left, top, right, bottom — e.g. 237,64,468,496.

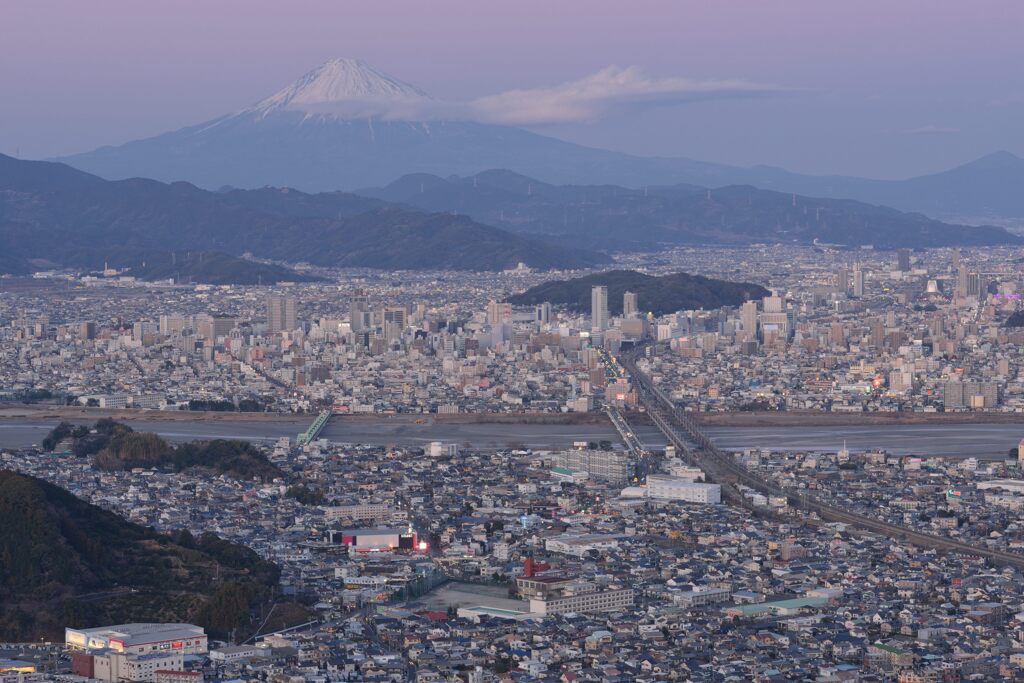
0,470,279,640
49,419,284,481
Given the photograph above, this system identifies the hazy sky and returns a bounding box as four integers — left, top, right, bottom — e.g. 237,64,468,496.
3,0,1022,178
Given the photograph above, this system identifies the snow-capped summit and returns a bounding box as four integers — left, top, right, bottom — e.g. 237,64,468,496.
248,58,431,119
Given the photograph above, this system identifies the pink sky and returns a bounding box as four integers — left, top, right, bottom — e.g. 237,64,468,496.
3,0,1022,176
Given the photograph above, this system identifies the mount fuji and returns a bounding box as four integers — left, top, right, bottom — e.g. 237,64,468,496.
56,58,771,193
56,59,1024,221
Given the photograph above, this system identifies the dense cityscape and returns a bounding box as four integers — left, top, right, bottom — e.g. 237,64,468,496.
5,2,1024,682
4,243,1024,682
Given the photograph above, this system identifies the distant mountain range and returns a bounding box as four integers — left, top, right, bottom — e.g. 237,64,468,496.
0,469,279,640
364,169,1019,249
53,59,1024,221
509,269,769,316
0,154,607,279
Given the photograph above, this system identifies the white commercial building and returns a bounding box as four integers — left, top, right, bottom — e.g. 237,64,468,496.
644,475,721,504
545,533,622,558
94,651,184,683
66,623,208,656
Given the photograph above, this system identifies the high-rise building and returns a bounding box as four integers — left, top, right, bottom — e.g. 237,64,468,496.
740,301,758,341
897,249,911,272
762,294,783,313
382,306,408,342
383,306,407,327
955,264,982,298
623,291,639,318
349,289,368,332
852,264,864,298
591,286,609,331
158,315,186,335
267,294,297,333
535,301,552,324
944,380,998,409
759,294,790,341
486,300,511,325
835,265,849,294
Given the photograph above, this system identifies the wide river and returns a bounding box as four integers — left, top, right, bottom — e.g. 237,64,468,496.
0,415,1021,458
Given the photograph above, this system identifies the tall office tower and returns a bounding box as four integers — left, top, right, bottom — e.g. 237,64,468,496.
412,302,427,323
486,300,512,325
835,265,850,293
956,264,969,297
852,264,864,297
591,285,609,331
79,321,97,340
623,291,639,318
535,301,552,324
382,306,408,328
951,248,961,272
830,321,845,345
956,265,981,298
870,318,885,347
969,272,982,298
159,314,186,335
897,249,911,272
762,294,783,313
267,294,297,333
740,301,758,340
349,289,368,332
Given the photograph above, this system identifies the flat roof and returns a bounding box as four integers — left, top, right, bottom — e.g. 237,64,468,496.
728,596,828,616
336,528,408,535
67,623,205,646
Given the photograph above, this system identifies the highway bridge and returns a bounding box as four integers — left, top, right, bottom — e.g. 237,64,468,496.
618,344,1024,570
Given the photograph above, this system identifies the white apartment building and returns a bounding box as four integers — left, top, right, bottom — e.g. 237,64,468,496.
530,588,635,616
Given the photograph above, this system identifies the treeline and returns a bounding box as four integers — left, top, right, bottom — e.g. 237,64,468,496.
45,420,284,482
285,485,325,505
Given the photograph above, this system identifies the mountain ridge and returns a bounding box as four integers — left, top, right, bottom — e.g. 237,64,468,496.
0,154,608,276
362,169,1020,249
51,59,1024,219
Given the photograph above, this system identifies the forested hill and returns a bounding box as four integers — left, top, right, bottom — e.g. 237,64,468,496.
509,269,769,316
0,469,280,641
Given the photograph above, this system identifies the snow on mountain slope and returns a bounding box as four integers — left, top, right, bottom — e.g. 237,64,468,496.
245,58,432,120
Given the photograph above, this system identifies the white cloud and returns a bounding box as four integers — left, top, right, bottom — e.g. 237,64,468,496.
466,66,794,126
906,124,960,135
268,64,795,126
